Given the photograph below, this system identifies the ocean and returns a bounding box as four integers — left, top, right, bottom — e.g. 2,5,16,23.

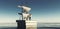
38,27,60,29
0,23,60,29
0,26,60,29
0,27,17,29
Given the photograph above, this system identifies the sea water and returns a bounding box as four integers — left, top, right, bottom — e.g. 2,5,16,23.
0,23,60,29
0,27,60,29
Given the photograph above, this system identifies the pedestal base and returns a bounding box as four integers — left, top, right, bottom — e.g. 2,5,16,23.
26,21,37,29
16,20,37,29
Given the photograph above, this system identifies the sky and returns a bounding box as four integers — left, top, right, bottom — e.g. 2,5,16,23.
0,0,60,23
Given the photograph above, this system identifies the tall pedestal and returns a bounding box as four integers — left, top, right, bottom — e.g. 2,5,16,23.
16,20,37,29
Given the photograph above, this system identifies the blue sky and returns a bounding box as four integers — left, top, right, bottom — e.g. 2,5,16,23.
0,0,60,22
